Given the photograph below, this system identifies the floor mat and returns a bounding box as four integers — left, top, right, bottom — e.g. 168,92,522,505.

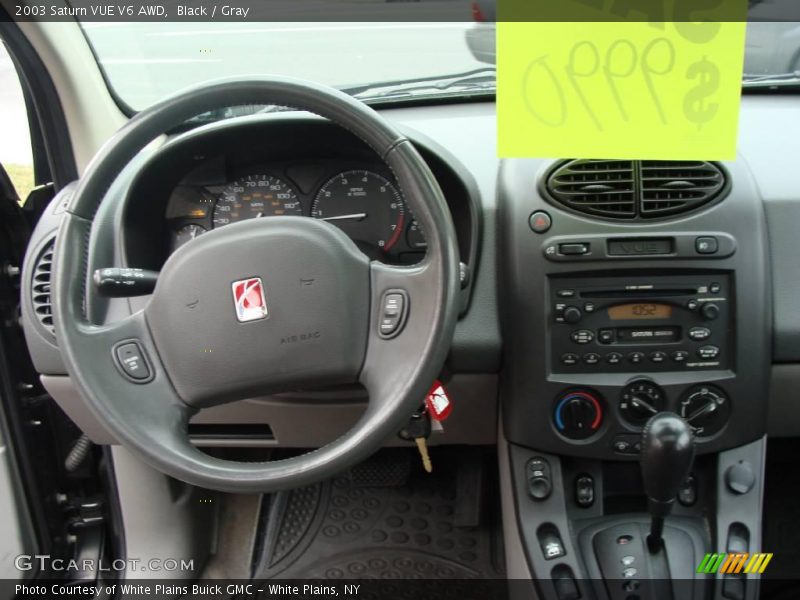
252,447,505,583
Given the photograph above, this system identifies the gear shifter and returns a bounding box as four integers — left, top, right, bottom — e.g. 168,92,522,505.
640,412,695,552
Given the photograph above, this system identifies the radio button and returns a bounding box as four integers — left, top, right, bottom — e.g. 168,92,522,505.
584,353,601,365
598,329,615,344
584,302,596,313
570,330,594,344
561,353,580,366
697,345,720,359
689,327,711,341
649,351,667,363
687,299,699,311
672,350,689,363
709,282,721,294
628,352,646,365
556,289,576,298
606,352,623,365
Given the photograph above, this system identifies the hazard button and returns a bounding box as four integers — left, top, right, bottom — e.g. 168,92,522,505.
529,211,552,234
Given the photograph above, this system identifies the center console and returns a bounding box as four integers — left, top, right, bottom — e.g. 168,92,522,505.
497,158,771,600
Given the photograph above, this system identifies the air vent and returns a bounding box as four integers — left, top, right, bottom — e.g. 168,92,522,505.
640,161,725,217
31,238,55,339
546,160,636,218
545,159,727,220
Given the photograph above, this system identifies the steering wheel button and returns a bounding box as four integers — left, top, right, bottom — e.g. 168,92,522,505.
378,290,409,339
114,341,152,382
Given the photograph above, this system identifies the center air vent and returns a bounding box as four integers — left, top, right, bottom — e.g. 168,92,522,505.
545,159,727,220
31,238,55,339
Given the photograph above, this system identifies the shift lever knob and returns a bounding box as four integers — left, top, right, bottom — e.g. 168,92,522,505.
640,412,694,551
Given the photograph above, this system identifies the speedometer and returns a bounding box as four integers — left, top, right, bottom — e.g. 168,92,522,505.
212,174,301,227
312,170,405,253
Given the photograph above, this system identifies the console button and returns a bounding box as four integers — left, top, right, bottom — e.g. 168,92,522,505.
710,282,721,294
725,461,756,495
539,526,566,560
575,474,595,507
696,236,719,254
527,457,553,500
114,341,151,382
687,299,699,310
570,330,594,344
628,352,645,364
560,242,590,255
584,302,596,313
560,353,579,366
598,328,615,343
556,289,576,298
606,352,623,365
649,351,667,363
697,345,720,359
672,350,689,363
679,475,698,506
613,439,630,453
689,327,711,341
583,353,600,365
529,211,552,233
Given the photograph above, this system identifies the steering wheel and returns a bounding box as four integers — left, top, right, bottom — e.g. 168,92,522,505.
53,77,460,492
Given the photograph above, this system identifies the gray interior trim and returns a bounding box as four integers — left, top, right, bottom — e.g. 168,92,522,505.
42,373,498,448
109,446,215,579
497,418,538,599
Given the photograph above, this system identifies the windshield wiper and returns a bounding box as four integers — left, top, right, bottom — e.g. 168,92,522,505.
743,70,800,88
338,68,496,101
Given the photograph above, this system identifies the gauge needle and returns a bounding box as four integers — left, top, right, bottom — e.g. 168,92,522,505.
320,213,368,222
630,395,658,415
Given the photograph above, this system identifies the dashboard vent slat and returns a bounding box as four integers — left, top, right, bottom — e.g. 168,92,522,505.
31,238,56,339
546,159,636,218
639,160,725,217
545,159,727,220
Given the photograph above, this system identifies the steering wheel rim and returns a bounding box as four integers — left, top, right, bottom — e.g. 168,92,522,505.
53,76,460,492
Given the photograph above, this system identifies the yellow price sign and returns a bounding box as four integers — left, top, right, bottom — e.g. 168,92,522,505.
498,20,747,160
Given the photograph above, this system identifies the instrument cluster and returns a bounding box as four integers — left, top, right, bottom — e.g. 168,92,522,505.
165,160,427,264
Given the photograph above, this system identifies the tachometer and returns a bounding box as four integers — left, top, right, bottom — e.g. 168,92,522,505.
312,170,405,253
212,174,301,227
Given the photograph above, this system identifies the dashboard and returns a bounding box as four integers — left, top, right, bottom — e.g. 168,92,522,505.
19,98,800,452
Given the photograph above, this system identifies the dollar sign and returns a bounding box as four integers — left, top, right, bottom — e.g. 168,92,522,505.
683,56,720,130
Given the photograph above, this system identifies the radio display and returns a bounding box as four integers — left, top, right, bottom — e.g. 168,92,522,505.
608,303,673,320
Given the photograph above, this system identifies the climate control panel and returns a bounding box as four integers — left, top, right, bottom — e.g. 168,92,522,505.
550,274,733,374
551,382,733,456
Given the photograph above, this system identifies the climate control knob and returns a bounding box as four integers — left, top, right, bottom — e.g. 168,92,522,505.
679,385,731,437
619,380,666,427
554,390,603,440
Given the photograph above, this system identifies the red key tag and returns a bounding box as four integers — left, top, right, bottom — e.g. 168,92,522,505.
425,380,452,422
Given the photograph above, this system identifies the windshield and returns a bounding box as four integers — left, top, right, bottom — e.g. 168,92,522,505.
80,20,800,112
80,21,490,111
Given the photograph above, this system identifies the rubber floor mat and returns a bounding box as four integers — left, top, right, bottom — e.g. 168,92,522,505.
252,448,506,583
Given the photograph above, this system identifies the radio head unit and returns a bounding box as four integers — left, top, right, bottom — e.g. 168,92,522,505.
550,274,732,374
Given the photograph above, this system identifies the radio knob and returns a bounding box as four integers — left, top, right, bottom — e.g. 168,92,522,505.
701,303,720,321
563,306,582,324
